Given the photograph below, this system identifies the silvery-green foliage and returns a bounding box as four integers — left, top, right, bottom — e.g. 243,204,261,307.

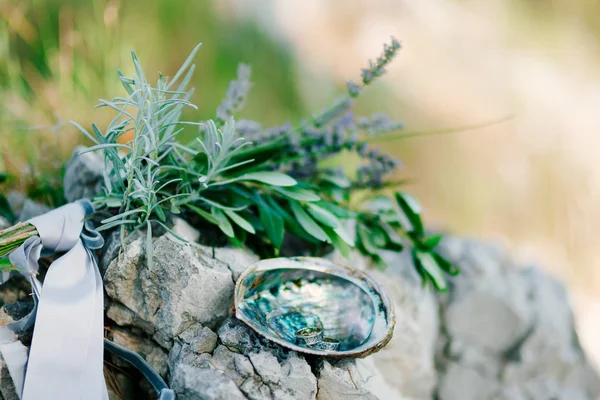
72,38,456,291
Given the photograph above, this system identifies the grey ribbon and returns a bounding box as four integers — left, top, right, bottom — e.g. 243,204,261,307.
0,201,175,400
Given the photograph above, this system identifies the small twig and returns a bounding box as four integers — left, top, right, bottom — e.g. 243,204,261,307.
347,367,359,390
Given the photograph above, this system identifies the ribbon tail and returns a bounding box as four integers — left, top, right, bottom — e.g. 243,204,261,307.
21,240,107,400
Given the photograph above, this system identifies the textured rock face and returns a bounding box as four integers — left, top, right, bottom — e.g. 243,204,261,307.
435,237,600,400
0,226,593,399
104,235,235,348
63,146,104,203
6,191,50,222
168,318,327,400
0,353,18,400
328,249,439,399
83,233,600,399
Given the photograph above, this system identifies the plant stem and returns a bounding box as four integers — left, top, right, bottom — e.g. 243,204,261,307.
365,116,513,143
0,222,38,258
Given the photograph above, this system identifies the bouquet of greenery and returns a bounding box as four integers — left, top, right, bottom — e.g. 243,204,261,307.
0,38,457,291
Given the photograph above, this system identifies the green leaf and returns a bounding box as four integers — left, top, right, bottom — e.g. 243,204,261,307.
117,70,134,95
357,223,380,255
212,208,235,238
259,203,284,248
240,172,297,187
395,192,424,236
433,252,459,276
0,173,7,184
321,174,351,188
290,202,328,242
101,209,144,224
324,227,350,258
307,204,340,228
371,253,388,270
333,223,355,246
187,204,219,225
274,187,320,202
224,210,256,234
379,221,404,251
411,250,429,289
167,43,202,90
264,197,316,243
155,206,167,222
423,234,443,250
0,195,16,223
317,202,356,219
0,258,12,270
369,225,388,247
193,152,209,171
414,250,447,292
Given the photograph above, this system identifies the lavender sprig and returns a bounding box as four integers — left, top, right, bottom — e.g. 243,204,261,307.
216,63,252,125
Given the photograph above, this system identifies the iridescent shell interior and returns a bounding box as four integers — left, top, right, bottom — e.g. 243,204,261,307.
234,257,395,357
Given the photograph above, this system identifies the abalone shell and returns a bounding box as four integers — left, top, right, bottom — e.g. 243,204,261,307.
234,257,395,358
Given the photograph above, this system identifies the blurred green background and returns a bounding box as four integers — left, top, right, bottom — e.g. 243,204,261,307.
3,0,600,367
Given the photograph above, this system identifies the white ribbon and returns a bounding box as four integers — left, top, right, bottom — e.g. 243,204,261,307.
3,201,108,399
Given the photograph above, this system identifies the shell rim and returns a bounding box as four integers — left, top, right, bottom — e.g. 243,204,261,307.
234,256,396,358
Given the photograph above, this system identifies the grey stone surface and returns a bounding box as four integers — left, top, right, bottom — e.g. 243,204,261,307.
98,230,122,276
168,318,320,400
6,192,25,217
171,216,259,282
107,327,169,378
63,146,104,202
97,232,600,399
0,217,9,230
104,234,235,348
6,191,50,222
0,352,18,400
329,249,439,399
18,199,51,222
434,236,600,400
178,323,218,354
316,359,378,400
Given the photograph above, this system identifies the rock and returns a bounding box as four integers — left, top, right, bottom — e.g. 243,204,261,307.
18,199,51,222
98,230,122,276
437,362,501,400
169,340,246,400
434,236,600,400
172,215,259,282
7,191,50,222
440,238,533,355
63,146,104,202
106,327,169,378
328,249,439,399
169,317,318,400
217,318,257,355
101,229,598,400
172,218,200,243
0,302,33,326
208,246,259,282
104,234,235,348
179,323,218,354
0,276,34,307
0,352,19,400
171,365,247,400
499,267,600,400
0,217,9,230
215,319,318,400
6,192,25,217
316,359,377,400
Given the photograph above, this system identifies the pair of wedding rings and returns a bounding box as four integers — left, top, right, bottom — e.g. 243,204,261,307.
295,327,340,351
